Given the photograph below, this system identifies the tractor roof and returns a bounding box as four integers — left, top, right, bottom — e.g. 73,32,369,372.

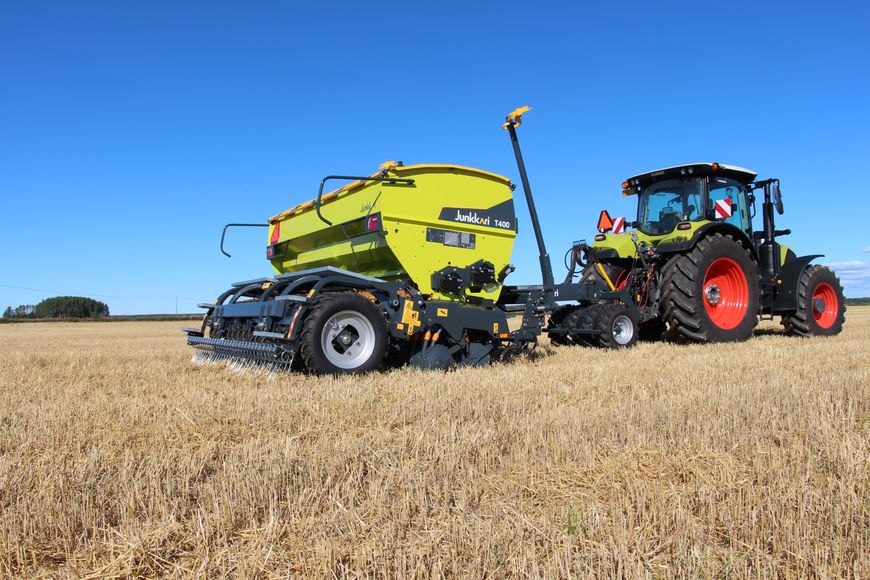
623,163,757,191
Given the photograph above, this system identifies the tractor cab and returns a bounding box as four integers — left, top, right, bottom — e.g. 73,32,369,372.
622,163,757,238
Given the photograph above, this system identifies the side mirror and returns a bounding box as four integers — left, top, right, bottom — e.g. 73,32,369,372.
773,183,784,215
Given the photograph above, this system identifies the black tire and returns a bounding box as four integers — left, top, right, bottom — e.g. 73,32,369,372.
570,303,638,349
562,307,596,346
782,265,845,336
546,305,578,346
661,233,759,343
638,318,667,342
300,292,389,375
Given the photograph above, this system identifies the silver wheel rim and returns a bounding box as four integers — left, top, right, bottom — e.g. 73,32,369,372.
321,310,377,370
611,314,634,345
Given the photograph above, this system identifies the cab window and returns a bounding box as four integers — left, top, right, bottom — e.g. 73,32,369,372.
708,177,750,233
636,178,703,235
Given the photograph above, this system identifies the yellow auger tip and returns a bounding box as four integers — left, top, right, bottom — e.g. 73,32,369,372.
503,106,531,129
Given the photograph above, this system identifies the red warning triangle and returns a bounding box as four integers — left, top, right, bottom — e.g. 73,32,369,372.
597,210,614,233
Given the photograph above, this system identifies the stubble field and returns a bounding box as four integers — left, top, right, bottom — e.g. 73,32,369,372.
0,309,868,578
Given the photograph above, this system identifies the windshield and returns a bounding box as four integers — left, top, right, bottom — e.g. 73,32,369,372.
637,178,703,235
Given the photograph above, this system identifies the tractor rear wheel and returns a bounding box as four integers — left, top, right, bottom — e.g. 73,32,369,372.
300,292,389,375
661,233,759,343
782,265,845,336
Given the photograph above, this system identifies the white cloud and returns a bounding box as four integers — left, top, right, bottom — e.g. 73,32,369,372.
825,261,870,298
863,247,870,253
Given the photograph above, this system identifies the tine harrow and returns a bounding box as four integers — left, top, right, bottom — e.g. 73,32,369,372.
188,336,295,375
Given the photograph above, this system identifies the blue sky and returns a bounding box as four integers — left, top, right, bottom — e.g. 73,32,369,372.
2,1,869,314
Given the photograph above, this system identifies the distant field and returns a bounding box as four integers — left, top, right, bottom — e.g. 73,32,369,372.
1,309,867,577
0,313,201,324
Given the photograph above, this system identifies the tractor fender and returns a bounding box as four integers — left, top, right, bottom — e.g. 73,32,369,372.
771,254,823,312
655,222,759,262
593,248,620,260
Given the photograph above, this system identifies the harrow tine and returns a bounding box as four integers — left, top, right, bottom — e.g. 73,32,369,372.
187,335,295,376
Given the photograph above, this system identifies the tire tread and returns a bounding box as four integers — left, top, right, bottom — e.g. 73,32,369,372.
782,265,846,336
661,233,759,343
299,292,388,375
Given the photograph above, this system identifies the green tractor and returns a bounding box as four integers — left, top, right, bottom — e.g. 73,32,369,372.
562,163,845,343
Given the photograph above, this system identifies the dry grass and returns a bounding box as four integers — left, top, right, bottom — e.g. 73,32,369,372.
1,309,868,578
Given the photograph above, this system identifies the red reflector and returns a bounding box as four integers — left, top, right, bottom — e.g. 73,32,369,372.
270,222,281,244
266,246,274,258
594,234,606,241
366,214,380,232
677,222,691,230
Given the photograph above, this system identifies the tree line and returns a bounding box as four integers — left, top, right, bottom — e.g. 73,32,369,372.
3,296,110,319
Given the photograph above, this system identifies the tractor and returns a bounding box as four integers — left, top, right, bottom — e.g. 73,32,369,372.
560,163,846,343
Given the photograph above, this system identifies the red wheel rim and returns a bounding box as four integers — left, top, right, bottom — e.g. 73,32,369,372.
703,257,749,330
812,282,838,328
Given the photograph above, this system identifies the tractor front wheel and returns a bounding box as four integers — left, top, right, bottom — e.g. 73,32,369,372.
546,305,578,346
300,292,389,375
661,233,759,343
782,265,845,336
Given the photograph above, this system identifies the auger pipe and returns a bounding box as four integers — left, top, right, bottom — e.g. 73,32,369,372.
505,117,556,299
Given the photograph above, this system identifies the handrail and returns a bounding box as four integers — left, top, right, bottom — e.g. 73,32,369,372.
220,223,268,258
315,175,414,225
